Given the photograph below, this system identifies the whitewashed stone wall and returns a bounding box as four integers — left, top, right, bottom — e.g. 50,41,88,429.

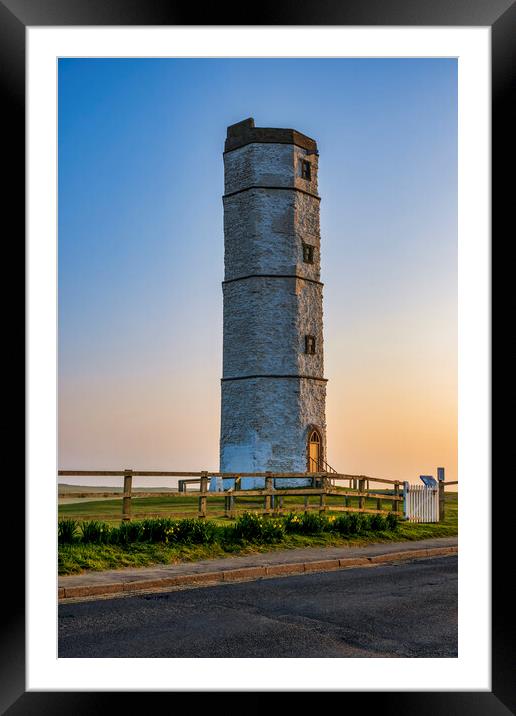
220,377,326,488
222,278,323,377
223,190,321,282
215,134,327,491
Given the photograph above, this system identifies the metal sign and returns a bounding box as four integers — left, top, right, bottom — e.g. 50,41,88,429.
419,475,437,488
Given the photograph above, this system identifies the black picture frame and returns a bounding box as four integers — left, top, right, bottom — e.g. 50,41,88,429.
6,0,507,711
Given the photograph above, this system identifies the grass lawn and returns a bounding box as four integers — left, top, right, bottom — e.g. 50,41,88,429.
58,494,226,523
58,488,450,524
58,493,457,575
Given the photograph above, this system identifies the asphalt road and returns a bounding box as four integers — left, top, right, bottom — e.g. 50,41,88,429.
58,555,457,658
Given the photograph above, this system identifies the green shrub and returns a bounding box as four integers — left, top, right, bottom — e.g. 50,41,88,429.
260,518,286,543
231,512,285,544
58,519,78,544
112,520,146,545
346,512,366,535
140,518,177,543
297,512,328,534
80,520,111,544
59,509,400,549
369,513,387,531
330,513,353,535
385,513,399,531
283,512,302,533
283,510,399,537
172,518,218,544
219,524,239,546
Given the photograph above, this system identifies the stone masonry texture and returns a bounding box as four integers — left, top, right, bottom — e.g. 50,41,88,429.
216,120,326,490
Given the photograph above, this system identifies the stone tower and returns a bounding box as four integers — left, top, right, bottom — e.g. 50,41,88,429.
216,118,327,490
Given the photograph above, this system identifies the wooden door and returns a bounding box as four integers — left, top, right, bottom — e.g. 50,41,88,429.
308,431,320,472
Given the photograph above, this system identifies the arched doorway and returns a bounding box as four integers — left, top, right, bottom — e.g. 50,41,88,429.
307,429,322,472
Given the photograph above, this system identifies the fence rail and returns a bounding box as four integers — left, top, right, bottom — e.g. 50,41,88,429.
58,468,450,523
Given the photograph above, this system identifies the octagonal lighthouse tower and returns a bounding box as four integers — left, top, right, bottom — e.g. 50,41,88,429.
214,118,327,490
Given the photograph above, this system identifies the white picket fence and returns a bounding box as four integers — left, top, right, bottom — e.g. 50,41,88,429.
403,483,439,523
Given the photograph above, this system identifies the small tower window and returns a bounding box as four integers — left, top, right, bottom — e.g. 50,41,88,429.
299,159,311,181
305,335,316,354
302,243,314,264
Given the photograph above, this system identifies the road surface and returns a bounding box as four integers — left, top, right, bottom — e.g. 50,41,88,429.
59,555,457,658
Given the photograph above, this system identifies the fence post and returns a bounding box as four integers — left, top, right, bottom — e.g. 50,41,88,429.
393,482,400,513
122,469,133,522
437,467,445,521
230,476,240,517
319,476,327,514
198,471,208,519
358,478,365,511
264,473,273,514
403,481,409,520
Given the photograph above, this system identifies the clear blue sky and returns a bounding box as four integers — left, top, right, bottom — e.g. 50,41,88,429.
58,58,457,485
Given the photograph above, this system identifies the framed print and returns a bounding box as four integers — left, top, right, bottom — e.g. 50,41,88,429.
5,0,509,711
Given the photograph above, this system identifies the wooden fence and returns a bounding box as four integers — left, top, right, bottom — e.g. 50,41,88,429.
58,469,404,522
58,468,455,523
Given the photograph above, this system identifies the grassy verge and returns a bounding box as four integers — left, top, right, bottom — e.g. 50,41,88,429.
58,494,457,575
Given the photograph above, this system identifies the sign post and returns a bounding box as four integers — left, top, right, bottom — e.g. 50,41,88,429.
437,467,445,521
